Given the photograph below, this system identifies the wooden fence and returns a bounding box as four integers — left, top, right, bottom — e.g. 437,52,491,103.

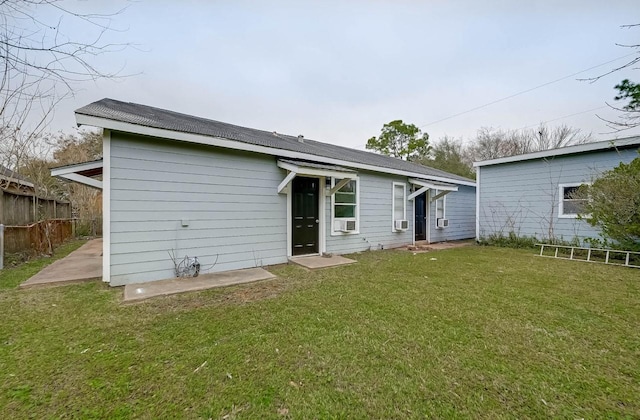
3,219,73,254
0,190,71,225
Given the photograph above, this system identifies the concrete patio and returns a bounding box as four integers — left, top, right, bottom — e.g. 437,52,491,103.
123,267,276,302
289,254,357,269
20,239,102,288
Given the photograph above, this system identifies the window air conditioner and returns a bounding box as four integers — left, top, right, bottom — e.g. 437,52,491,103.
337,220,357,232
394,220,409,231
437,218,449,228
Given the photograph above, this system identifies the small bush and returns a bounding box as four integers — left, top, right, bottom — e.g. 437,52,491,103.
478,232,538,249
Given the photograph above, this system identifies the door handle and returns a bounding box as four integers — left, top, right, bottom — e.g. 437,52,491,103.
315,219,319,223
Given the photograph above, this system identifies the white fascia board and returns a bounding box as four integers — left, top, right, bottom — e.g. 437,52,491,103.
56,173,103,190
473,137,640,167
409,178,458,192
76,114,477,187
51,160,103,177
277,160,356,179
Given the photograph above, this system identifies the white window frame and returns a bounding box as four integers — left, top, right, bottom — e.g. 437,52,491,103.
391,182,407,232
434,189,447,229
558,183,590,219
330,176,360,235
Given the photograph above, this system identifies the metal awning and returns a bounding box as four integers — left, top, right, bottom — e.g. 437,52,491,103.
408,178,458,201
276,159,357,194
50,159,103,190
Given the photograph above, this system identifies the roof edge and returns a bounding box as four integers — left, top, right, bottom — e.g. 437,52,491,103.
473,136,640,167
76,113,477,187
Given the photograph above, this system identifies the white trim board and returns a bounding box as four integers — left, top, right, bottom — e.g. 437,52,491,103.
76,114,476,187
51,159,103,175
473,136,640,167
102,129,111,283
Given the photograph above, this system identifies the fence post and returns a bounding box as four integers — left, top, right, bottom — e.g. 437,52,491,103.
0,224,4,270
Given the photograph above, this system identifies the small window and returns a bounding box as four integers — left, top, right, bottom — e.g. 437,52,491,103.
559,183,588,218
434,189,446,228
332,178,359,234
392,182,406,231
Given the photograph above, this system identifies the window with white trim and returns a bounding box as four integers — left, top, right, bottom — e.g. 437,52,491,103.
331,178,359,234
559,183,588,218
434,189,446,228
392,182,406,231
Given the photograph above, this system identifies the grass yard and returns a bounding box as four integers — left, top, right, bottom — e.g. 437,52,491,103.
0,245,639,418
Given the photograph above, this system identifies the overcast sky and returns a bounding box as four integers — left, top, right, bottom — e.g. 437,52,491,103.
39,0,640,149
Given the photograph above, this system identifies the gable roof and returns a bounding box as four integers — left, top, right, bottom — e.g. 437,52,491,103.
75,98,475,186
0,164,34,188
473,136,640,167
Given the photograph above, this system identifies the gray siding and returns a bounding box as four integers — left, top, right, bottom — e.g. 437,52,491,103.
478,147,639,243
109,133,288,285
429,185,476,242
325,172,414,254
107,132,477,285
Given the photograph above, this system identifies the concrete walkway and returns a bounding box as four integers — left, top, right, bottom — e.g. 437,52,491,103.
123,267,276,302
289,254,356,269
20,239,102,288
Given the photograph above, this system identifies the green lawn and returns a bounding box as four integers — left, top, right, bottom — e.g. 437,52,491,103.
1,246,638,418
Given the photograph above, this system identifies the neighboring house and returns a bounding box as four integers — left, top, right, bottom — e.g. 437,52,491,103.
474,136,640,244
0,164,35,194
53,99,476,286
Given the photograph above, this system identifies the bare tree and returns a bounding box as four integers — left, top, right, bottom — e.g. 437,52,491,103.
580,24,640,131
468,124,592,162
0,0,129,169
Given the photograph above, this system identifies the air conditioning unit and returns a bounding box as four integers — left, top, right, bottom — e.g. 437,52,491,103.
337,220,357,232
394,219,409,231
437,218,449,228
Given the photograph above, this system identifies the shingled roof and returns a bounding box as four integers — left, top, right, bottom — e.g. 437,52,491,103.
76,98,475,184
0,164,34,187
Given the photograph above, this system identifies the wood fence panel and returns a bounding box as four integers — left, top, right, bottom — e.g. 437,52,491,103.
4,219,73,254
1,190,71,225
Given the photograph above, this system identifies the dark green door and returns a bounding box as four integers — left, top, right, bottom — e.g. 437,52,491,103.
292,176,319,256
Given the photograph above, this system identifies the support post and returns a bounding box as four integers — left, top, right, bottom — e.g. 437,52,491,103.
0,224,4,270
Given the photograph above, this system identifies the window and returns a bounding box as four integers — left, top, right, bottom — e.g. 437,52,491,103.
559,183,588,218
434,189,446,228
392,182,406,231
331,177,359,234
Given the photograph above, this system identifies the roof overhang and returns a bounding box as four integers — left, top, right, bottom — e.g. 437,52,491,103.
0,174,34,188
51,159,103,190
276,159,357,194
473,136,640,167
407,178,458,201
75,113,476,187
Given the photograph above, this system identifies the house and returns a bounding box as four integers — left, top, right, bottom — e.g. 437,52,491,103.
53,99,476,286
474,136,640,245
0,164,35,194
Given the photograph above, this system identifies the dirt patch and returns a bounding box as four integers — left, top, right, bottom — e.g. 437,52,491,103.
406,240,475,252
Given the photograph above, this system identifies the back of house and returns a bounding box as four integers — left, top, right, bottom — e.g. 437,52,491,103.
53,99,477,286
474,137,640,245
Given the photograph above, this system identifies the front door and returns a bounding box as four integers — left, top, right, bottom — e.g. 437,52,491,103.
292,176,319,256
415,192,427,241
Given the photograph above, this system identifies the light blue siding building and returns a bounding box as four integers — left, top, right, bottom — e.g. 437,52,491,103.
54,99,476,286
474,137,640,245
